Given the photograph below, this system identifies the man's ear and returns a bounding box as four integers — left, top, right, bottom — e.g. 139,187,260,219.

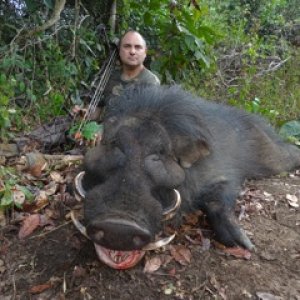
173,137,210,168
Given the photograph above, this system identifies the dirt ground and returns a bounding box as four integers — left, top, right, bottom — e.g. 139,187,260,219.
1,170,299,300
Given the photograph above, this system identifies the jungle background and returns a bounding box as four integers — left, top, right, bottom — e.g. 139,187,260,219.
0,0,299,143
0,1,300,299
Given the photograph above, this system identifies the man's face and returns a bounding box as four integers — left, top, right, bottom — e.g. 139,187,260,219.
119,32,147,68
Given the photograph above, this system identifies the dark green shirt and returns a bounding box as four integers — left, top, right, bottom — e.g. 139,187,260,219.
101,67,160,107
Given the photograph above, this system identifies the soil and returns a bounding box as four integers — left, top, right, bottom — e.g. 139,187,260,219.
1,171,299,300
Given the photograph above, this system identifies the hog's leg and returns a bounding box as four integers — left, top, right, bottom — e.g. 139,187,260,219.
199,183,254,250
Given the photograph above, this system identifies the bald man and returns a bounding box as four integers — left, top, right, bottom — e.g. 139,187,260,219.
73,30,160,121
102,30,160,108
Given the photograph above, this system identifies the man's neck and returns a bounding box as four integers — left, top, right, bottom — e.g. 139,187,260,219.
121,65,145,81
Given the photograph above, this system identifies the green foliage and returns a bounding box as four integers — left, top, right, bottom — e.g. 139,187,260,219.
205,0,289,41
119,0,298,126
81,122,103,140
279,121,300,146
0,8,106,133
194,0,299,126
69,122,103,141
228,97,279,122
0,74,17,140
0,166,34,209
120,0,218,82
0,0,298,138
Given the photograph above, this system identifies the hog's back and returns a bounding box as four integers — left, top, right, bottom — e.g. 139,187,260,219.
193,100,300,180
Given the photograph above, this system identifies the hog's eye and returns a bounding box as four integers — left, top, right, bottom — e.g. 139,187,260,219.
151,154,160,161
155,145,166,156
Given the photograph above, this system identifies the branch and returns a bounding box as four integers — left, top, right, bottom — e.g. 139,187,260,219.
71,0,80,59
18,0,66,41
254,57,291,77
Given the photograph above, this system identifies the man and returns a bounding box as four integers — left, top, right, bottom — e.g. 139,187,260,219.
74,30,160,121
104,30,160,105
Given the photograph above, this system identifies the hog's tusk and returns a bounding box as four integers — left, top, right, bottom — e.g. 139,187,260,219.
142,233,176,251
70,210,90,240
74,171,86,199
162,189,181,221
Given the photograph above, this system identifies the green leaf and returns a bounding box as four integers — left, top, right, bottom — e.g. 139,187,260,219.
82,122,103,140
43,0,54,9
24,0,39,11
144,12,153,26
19,81,26,93
0,74,6,84
149,0,161,10
279,121,300,139
0,189,13,207
17,185,34,202
184,35,195,50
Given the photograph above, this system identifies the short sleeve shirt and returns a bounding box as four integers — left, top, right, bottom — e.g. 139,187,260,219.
101,67,160,107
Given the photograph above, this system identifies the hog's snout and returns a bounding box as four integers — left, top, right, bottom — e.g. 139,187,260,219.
86,218,152,251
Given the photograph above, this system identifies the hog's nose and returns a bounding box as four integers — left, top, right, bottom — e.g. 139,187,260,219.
86,218,152,251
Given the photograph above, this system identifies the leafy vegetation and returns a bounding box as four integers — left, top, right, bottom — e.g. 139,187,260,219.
0,0,299,140
193,0,300,125
0,166,34,209
0,74,16,140
120,0,218,82
69,121,103,141
279,120,300,146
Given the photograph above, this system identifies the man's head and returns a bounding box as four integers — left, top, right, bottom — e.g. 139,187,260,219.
118,31,147,69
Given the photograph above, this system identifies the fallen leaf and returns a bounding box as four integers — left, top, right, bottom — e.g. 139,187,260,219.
169,245,191,265
39,214,55,227
33,197,49,213
159,254,173,266
286,194,299,208
256,292,283,300
29,282,52,294
18,214,41,239
44,181,58,196
213,242,251,260
185,234,202,245
50,171,64,183
74,131,82,140
143,256,162,273
12,190,26,206
22,192,49,213
35,190,48,201
263,191,275,202
184,228,210,250
25,152,47,177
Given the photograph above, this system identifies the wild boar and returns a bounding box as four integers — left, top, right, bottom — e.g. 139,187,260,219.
73,85,300,269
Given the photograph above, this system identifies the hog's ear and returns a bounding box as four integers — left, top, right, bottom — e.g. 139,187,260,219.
173,137,210,168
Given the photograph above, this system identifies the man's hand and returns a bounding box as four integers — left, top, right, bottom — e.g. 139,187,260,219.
71,105,102,121
71,105,87,116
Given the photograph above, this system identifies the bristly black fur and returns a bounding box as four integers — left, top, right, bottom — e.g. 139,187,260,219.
82,84,300,251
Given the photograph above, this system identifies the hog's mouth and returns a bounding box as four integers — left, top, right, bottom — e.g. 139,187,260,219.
73,171,181,269
94,244,146,270
71,211,176,269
